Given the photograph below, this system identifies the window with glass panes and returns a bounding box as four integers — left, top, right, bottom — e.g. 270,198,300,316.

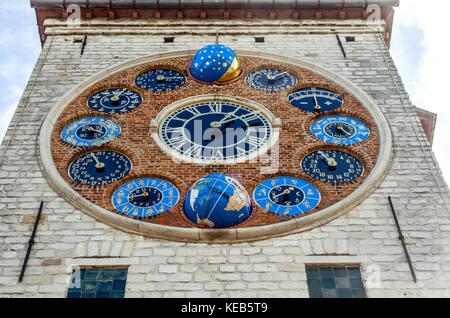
67,267,128,298
306,265,366,298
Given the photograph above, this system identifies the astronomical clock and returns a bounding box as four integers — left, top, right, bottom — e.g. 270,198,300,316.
41,44,389,242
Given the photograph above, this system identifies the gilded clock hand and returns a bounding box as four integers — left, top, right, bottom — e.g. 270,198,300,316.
267,71,287,84
272,187,295,199
129,191,149,200
86,126,104,135
317,151,338,168
312,92,322,112
272,72,289,81
90,153,106,171
209,117,236,130
337,125,352,137
156,75,184,83
164,77,185,82
111,88,127,104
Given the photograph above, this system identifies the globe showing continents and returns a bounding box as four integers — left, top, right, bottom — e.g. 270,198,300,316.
184,174,252,229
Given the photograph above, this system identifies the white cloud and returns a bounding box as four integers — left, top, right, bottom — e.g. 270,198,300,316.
391,0,450,184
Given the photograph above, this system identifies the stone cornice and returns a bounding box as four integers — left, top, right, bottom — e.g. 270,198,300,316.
31,1,397,46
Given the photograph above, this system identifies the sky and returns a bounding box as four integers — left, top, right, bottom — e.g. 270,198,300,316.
0,0,449,184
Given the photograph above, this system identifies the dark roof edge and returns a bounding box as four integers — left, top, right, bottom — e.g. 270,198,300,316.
30,0,400,10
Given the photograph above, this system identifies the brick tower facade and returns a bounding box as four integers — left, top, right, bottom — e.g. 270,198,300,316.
1,0,450,298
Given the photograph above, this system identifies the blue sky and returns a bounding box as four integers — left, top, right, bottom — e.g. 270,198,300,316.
1,0,449,184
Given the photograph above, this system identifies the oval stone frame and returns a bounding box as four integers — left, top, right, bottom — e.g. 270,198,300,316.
39,50,393,244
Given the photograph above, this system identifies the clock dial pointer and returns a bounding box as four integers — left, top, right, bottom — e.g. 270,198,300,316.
90,153,106,171
86,126,104,135
317,151,338,168
273,71,289,81
129,191,149,200
111,88,127,104
157,75,184,83
267,71,287,84
272,187,295,199
312,92,322,111
337,125,352,137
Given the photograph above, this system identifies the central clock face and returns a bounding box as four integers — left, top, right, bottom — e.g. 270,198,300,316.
46,53,385,242
159,100,273,163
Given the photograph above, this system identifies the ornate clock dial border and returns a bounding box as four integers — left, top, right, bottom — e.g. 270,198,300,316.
151,94,281,165
39,50,392,243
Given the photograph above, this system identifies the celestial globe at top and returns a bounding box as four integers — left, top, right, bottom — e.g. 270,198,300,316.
183,174,252,229
189,44,241,84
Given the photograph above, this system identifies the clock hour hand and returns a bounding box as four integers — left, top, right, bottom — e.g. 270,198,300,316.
111,89,127,104
312,93,322,112
86,126,104,135
156,75,184,83
336,125,352,137
317,151,338,168
129,191,149,200
90,153,106,172
267,72,287,84
272,187,294,199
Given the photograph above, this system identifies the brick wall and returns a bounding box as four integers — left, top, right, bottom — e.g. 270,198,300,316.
1,19,449,298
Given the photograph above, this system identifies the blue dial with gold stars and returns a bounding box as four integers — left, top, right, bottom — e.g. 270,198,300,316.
288,88,344,113
301,150,364,185
68,151,132,186
246,69,297,93
112,178,180,218
311,116,370,145
253,177,321,216
61,117,121,148
135,69,187,93
87,88,142,114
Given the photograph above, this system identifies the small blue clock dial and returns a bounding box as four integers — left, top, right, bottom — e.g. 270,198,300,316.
135,69,187,93
311,116,370,145
68,151,132,186
160,101,272,162
245,69,297,93
253,177,321,216
61,117,121,148
87,88,143,114
288,88,344,113
112,178,180,218
301,150,364,185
